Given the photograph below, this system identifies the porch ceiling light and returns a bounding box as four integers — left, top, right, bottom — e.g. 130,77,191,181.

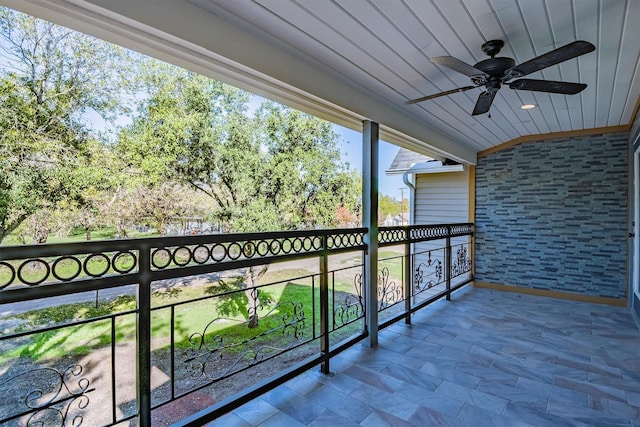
520,103,536,110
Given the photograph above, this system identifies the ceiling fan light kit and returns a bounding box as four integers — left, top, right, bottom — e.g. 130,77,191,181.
406,39,596,116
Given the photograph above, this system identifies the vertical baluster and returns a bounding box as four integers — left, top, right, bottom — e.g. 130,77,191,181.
446,227,452,301
137,243,152,427
404,229,412,325
319,234,330,374
111,316,117,424
170,305,175,401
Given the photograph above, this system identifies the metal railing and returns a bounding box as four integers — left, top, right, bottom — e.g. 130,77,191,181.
0,223,472,426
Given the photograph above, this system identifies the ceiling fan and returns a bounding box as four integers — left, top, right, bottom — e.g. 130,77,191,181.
406,40,595,116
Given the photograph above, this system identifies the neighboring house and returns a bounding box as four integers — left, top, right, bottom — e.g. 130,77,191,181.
386,148,470,226
387,147,472,270
381,213,409,226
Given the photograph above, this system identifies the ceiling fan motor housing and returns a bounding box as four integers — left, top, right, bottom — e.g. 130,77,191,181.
474,57,515,79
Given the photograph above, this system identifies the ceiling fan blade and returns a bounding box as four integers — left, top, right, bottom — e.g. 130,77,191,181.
405,85,477,105
472,90,497,116
509,78,587,94
508,40,595,78
432,56,487,79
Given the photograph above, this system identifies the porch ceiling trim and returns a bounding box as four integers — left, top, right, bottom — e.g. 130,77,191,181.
3,0,477,164
477,124,630,158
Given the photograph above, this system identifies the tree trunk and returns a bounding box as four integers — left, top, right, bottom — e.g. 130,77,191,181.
245,264,269,329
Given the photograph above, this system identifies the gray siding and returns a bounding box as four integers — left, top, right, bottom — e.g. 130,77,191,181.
414,170,470,272
415,170,469,224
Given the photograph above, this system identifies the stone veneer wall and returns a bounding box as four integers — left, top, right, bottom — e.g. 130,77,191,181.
475,132,628,299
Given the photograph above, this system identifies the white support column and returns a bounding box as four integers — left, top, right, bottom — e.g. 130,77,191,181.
362,120,379,347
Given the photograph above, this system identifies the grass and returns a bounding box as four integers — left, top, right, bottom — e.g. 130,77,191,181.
0,283,312,363
1,226,159,246
379,251,405,282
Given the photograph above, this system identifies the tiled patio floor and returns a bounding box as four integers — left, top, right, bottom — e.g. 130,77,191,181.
210,287,640,426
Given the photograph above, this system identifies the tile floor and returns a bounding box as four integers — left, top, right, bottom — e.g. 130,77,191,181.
210,287,640,426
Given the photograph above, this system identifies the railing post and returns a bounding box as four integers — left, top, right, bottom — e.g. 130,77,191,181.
446,227,452,301
319,235,330,374
137,244,152,427
404,230,411,325
362,120,379,347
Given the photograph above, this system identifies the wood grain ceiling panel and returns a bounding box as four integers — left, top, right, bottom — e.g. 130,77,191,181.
597,1,626,128
191,0,640,154
609,1,638,125
574,1,599,129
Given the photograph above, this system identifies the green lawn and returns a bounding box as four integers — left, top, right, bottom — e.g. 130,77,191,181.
1,226,159,246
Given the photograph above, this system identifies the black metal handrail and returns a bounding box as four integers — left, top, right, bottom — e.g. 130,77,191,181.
0,223,473,427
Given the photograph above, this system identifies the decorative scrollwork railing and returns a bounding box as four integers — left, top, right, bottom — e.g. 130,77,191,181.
334,272,364,328
0,229,367,301
150,229,366,274
0,364,94,426
0,223,473,426
377,267,403,310
414,251,444,293
183,300,306,381
0,248,138,290
451,244,472,278
379,223,473,246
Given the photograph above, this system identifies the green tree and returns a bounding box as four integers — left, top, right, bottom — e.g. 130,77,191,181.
255,102,359,229
378,194,406,223
118,65,360,232
0,8,132,242
118,65,360,326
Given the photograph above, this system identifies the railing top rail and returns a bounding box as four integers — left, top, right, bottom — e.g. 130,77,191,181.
0,224,473,302
0,228,369,302
378,223,473,246
0,227,369,259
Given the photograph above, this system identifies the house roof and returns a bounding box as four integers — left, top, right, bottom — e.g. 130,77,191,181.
386,148,466,175
11,0,640,165
386,148,432,175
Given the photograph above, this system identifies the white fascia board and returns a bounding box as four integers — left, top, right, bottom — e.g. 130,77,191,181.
5,0,477,164
407,162,465,174
388,161,465,175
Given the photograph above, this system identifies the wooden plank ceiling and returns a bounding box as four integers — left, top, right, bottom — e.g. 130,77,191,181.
193,0,640,153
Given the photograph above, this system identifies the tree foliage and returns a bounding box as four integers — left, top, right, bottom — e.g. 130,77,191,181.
0,7,362,251
0,8,133,242
116,63,361,327
379,194,407,222
117,64,360,233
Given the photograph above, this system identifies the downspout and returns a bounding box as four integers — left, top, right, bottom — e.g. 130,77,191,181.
403,172,416,308
402,172,416,225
